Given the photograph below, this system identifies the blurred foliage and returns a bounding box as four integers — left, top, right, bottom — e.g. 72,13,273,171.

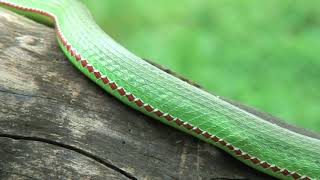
81,0,320,132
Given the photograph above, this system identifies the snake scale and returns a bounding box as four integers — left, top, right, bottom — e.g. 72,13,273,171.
0,0,319,179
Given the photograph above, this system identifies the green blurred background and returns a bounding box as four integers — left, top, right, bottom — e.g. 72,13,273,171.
81,0,320,133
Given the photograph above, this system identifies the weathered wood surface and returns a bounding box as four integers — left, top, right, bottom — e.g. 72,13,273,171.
0,8,319,180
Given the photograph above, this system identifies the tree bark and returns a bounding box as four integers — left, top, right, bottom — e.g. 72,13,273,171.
0,8,318,180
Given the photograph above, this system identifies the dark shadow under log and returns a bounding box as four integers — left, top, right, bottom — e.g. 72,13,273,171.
0,8,319,180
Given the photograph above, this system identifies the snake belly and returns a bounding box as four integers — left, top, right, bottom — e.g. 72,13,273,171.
0,0,319,179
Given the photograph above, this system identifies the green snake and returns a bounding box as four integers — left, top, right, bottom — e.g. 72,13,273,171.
0,0,319,179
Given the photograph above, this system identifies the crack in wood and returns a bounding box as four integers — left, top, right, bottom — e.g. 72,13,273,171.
0,133,137,180
1,6,318,180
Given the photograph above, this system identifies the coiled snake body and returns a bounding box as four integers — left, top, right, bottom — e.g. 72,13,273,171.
0,0,319,179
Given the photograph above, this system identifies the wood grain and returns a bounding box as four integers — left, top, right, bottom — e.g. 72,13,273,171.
0,7,318,180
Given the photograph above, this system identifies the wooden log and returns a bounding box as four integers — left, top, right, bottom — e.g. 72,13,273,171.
0,8,318,180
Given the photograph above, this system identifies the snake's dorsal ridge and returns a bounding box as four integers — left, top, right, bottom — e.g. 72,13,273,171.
0,0,319,179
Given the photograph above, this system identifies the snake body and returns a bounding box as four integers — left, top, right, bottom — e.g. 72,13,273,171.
0,0,319,179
